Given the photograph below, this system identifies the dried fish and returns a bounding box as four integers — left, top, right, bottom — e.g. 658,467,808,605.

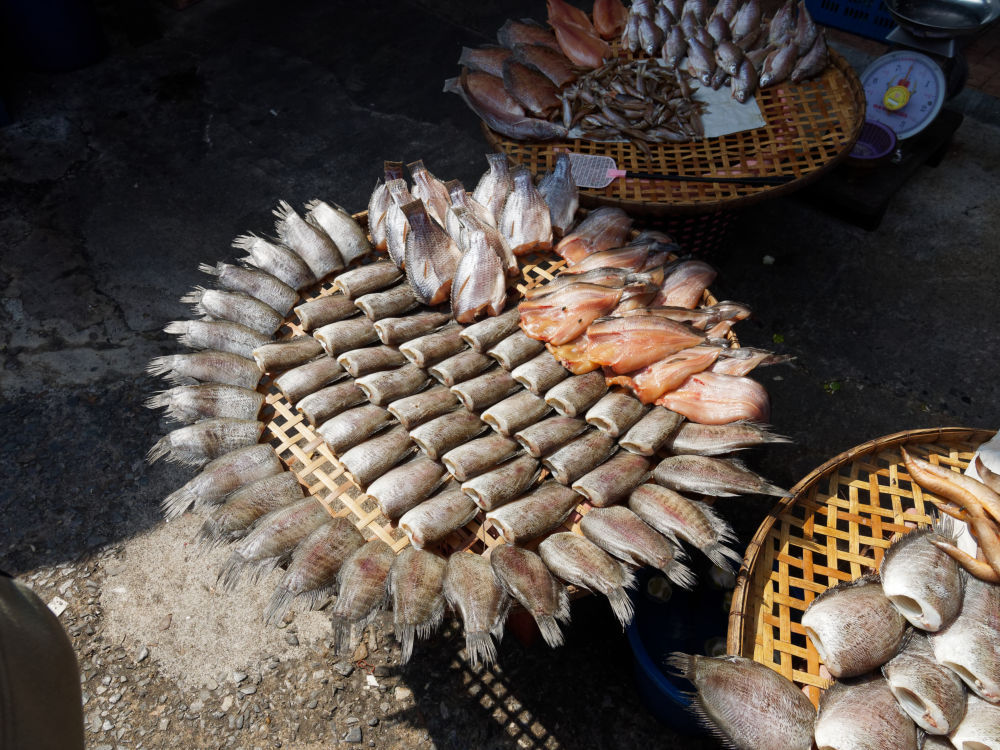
512,351,571,394
482,390,552,437
332,261,403,299
442,433,520,481
472,153,514,221
389,548,447,663
399,325,466,369
619,406,684,455
366,455,447,521
656,371,771,425
273,355,345,403
585,391,648,436
146,350,263,390
512,43,578,88
313,317,378,358
538,532,635,627
450,368,521,411
544,370,608,417
428,350,494,387
950,695,1000,749
883,631,966,735
316,404,393,455
147,418,264,467
252,340,326,379
930,573,1000,702
330,540,394,652
491,544,570,647
399,488,479,549
463,454,541,511
162,443,282,519
503,59,561,118
547,336,599,375
368,162,404,253
879,524,963,632
443,553,510,667
460,307,521,352
543,428,617,485
813,674,919,750
451,228,506,323
663,420,792,456
273,200,344,279
515,415,588,458
402,199,463,306
293,294,359,331
233,232,316,291
339,425,414,488
586,314,707,374
198,262,298,317
409,159,453,227
518,281,637,346
146,383,263,424
459,45,514,78
653,454,788,497
486,481,580,544
164,319,271,360
197,472,304,548
384,179,415,268
498,167,553,255
337,346,407,379
572,450,652,507
374,311,452,347
296,381,366,428
355,363,429,406
555,207,633,265
410,410,487,461
304,199,373,266
355,283,419,321
487,329,547,370
497,18,561,52
387,386,460,430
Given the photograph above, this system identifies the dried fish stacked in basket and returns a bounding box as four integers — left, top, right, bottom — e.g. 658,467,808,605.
144,153,791,667
445,0,831,144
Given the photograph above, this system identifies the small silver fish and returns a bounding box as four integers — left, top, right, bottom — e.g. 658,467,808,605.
293,294,359,331
198,261,298,317
337,346,407,379
813,674,919,750
264,517,365,626
585,391,648,437
402,200,463,306
304,199,373,266
451,229,506,323
511,351,571,394
543,429,617,485
386,385,460,430
450,368,520,412
487,329,547,371
196,471,304,548
580,506,695,588
667,653,815,750
182,286,283,336
316,404,393,455
442,432,520,482
339,425,414,488
313,317,378,358
801,574,907,679
537,153,578,238
498,167,552,255
950,694,1000,749
273,199,344,279
637,13,664,55
232,232,316,291
515,415,588,458
653,455,788,497
716,39,744,76
460,307,521,352
462,454,541,511
146,418,263,467
707,13,732,44
485,482,580,544
368,161,405,253
790,29,828,83
544,370,608,417
354,283,419,321
374,310,452,347
399,325,467,369
146,350,263,390
428,350,494,387
686,38,716,87
274,355,346,405
366,455,447,521
217,498,331,590
389,548,447,663
145,383,264,423
253,336,324,373
880,524,964,632
164,319,271,360
731,0,761,38
664,26,687,68
930,573,1000,702
330,539,394,653
538,532,635,627
355,363,430,406
296,380,366,427
409,410,487,461
332,261,402,300
444,553,510,667
491,544,570,647
572,450,652,507
619,407,684,455
161,443,282,519
481,390,552,437
398,488,478,549
883,631,966,735
759,39,797,88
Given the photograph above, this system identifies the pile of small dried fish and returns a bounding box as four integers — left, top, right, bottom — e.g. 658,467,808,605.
559,57,704,150
622,0,830,101
145,157,792,668
670,490,1000,749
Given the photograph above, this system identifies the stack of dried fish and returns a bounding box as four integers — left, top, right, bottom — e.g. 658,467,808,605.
622,0,829,101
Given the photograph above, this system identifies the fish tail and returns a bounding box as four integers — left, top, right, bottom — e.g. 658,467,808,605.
760,480,792,497
535,616,565,648
163,321,190,336
231,233,259,251
705,542,743,569
146,435,173,464
605,586,635,628
303,199,323,213
180,286,207,306
465,632,497,668
665,651,697,679
144,390,171,411
263,584,296,627
146,355,177,379
554,585,571,624
331,617,355,655
194,517,228,549
667,560,698,590
300,584,338,612
217,551,250,591
272,199,296,230
162,485,198,519
932,512,960,541
198,262,221,277
396,624,416,664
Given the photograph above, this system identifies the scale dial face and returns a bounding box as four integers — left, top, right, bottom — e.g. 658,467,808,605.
860,50,946,140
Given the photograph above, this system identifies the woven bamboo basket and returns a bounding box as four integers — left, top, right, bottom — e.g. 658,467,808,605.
726,426,996,707
482,50,865,222
258,212,732,563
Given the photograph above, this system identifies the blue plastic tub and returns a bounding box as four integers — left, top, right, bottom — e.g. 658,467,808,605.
805,0,896,41
626,566,735,733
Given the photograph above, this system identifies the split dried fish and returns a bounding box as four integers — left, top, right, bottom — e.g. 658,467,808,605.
339,425,414,488
586,314,707,373
164,319,271,360
543,428,617,485
444,553,510,667
813,674,919,750
330,540,394,653
882,631,966,735
667,653,815,750
355,363,429,406
537,152,579,239
273,200,344,279
459,44,513,79
802,574,907,679
316,404,393,455
197,471,304,548
472,153,514,222
555,207,633,266
304,199,373,266
619,406,684,455
498,166,553,255
428,350,493,387
512,351,571,394
503,58,561,118
162,443,282,519
482,390,552,437
491,544,570,647
273,355,345,404
585,391,648,436
313,317,378,357
486,481,580,544
512,42,578,88
146,350,263,390
581,505,694,587
402,200,462,306
607,344,722,403
451,228,506,323
410,410,487,461
253,336,324,372
337,345,407,379
657,371,771,425
233,233,316,291
399,488,479,550
538,532,635,627
653,454,788,497
450,367,520,411
487,330,547,371
386,386,459,430
653,260,717,308
389,548,447,663
293,294,358,331
354,283,419,321
399,325,467,369
544,370,608,417
663,420,792,456
572,450,652,507
628,483,741,568
442,432,521,482
374,311,452,347
519,281,646,346
296,381,366,427
460,307,520,352
332,261,402,299
147,418,264,467
145,383,264,424
463,454,541,511
198,262,298,317
366,455,447,521
515,415,588,458
264,517,365,626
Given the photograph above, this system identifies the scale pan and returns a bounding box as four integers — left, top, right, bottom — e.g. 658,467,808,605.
884,0,1000,37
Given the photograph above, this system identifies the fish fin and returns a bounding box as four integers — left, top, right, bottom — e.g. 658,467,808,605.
198,262,222,277
217,551,250,591
144,390,171,411
195,516,244,550
704,543,743,569
145,435,173,465
666,560,698,590
665,652,696,679
263,584,296,627
180,286,207,305
145,355,177,379
163,321,189,336
303,199,324,213
272,199,298,231
931,512,960,541
300,583,338,612
693,499,739,544
535,615,565,648
604,585,635,628
231,233,260,251
396,624,417,664
162,485,198,519
465,632,498,668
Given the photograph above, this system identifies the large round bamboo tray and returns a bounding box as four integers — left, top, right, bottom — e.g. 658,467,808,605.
483,50,865,219
726,426,996,707
259,213,734,563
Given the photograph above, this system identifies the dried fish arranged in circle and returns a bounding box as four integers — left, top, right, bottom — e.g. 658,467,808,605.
450,368,521,411
543,428,617,485
332,261,402,300
499,167,553,255
399,325,466,369
330,540,394,653
428,350,494,387
443,552,510,667
461,307,521,352
233,233,315,291
146,350,263,390
442,432,520,482
483,390,552,437
197,472,304,548
198,262,298,317
355,283,419,321
253,336,324,373
657,371,771,424
387,386,460,430
486,329,546,372
297,381,366,427
374,311,452,347
486,482,581,544
410,409,487,460
451,228,506,323
145,383,264,424
538,532,635,627
355,363,429,406
313,317,378,358
537,153,578,239
162,443,282,519
402,200,462,306
463,454,542,512
274,355,345,404
293,294,358,331
272,200,344,279
164,319,271,360
555,207,632,265
515,415,588,458
491,544,571,648
303,199,373,266
316,404,393,455
339,425,414,488
653,454,788,497
585,391,648,436
512,351,571,394
662,420,791,456
366,455,447,521
619,406,684,455
389,548,447,663
399,488,479,550
182,287,284,336
147,418,264,467
544,370,608,417
337,346,407,379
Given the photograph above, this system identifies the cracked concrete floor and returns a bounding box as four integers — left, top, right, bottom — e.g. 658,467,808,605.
1,0,999,748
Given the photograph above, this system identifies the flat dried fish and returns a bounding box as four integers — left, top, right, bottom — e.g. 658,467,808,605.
355,283,419,321
164,319,271,360
410,410,487,460
403,200,463,306
462,454,541,511
146,350,263,390
512,351,571,394
442,433,520,482
389,548,447,663
313,317,378,357
451,228,506,323
538,532,635,627
661,420,790,456
387,386,459,430
555,207,632,265
572,450,651,507
316,404,393,455
499,167,552,255
304,199,373,266
443,552,510,667
486,482,580,544
337,346,407,379
273,200,344,279
491,544,570,647
330,540,394,653
198,262,298,316
460,307,521,352
450,368,520,411
273,355,345,403
482,390,552,437
619,406,684,455
399,325,466,369
428,350,493,387
233,233,316,291
253,336,324,373
472,153,514,221
183,286,283,336
543,428,617,485
487,329,547,370
399,488,478,550
145,383,264,424
374,311,452,347
355,363,429,406
293,294,358,331
147,418,264,467
585,391,648,436
197,471,303,548
339,425,414,488
296,381,366,427
515,415,587,458
161,443,282,519
332,262,402,299
653,455,788,497
366,455,447,521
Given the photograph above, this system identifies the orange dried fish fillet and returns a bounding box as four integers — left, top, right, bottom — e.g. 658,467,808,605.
586,314,706,373
655,371,770,425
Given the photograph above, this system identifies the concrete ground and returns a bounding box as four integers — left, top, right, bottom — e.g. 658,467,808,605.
1,0,998,748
